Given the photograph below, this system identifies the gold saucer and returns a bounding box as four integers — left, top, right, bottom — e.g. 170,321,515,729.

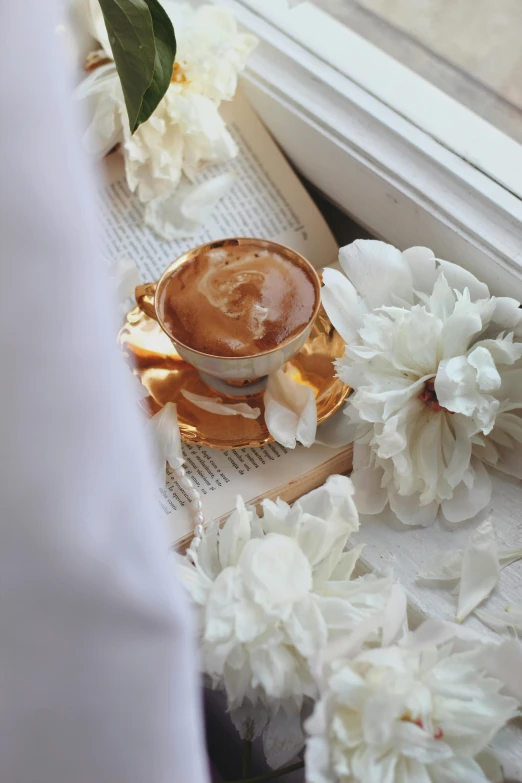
118,302,350,449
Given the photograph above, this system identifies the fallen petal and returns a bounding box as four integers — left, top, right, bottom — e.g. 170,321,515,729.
265,369,317,448
417,550,464,582
456,520,500,622
148,402,184,484
144,173,236,240
475,604,522,634
181,389,261,419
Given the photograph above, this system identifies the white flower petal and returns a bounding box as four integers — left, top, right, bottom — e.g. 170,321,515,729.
196,518,221,580
474,334,522,367
265,369,317,448
441,414,473,490
297,474,357,526
305,734,332,783
428,757,491,783
339,240,414,309
439,304,484,360
441,458,492,524
456,520,500,622
485,639,522,701
148,402,184,484
285,476,359,575
475,604,522,634
238,535,313,609
491,296,522,334
417,550,464,582
80,0,114,59
498,547,522,568
329,545,365,582
467,346,502,392
263,707,305,770
174,553,212,605
388,488,439,527
218,496,254,569
435,259,490,300
144,172,236,240
286,595,328,658
424,272,457,321
401,246,437,295
315,405,370,448
229,699,269,742
419,540,522,622
436,357,489,421
381,583,408,647
181,389,260,419
321,267,366,343
76,64,124,157
352,464,389,516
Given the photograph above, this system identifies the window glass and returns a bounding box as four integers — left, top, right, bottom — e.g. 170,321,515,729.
313,0,522,143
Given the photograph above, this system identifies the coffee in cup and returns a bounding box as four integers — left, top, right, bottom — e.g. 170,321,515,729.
157,242,317,358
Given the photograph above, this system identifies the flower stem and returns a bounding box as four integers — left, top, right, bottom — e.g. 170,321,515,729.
242,739,252,778
223,760,305,783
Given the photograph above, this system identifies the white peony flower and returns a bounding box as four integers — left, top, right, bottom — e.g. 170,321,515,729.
322,241,522,526
305,632,520,783
175,475,397,769
75,2,257,237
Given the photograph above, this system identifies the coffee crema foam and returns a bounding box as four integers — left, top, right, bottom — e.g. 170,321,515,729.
158,245,317,357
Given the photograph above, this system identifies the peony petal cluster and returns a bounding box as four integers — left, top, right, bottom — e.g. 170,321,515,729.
305,631,520,783
75,1,257,237
175,475,397,769
322,241,522,526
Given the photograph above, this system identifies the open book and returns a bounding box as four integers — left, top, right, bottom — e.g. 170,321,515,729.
103,90,352,547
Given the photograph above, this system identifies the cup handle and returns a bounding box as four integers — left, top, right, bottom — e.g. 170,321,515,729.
136,282,158,321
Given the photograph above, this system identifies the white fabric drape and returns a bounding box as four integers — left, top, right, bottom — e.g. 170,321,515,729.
0,3,209,782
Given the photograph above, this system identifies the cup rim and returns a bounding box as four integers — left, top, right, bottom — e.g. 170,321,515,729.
154,237,322,361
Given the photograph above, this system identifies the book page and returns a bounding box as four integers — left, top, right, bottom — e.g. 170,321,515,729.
101,92,343,544
102,90,338,279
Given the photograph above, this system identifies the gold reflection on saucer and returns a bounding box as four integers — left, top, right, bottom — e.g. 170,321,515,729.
118,304,350,449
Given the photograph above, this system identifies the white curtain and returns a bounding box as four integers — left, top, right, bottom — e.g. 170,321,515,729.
0,3,209,782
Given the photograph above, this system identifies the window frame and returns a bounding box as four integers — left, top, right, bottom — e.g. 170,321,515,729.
215,0,522,297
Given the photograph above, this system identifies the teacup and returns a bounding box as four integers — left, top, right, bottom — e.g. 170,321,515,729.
135,238,322,395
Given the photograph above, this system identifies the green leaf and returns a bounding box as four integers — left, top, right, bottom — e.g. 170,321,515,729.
137,0,177,127
98,0,176,133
